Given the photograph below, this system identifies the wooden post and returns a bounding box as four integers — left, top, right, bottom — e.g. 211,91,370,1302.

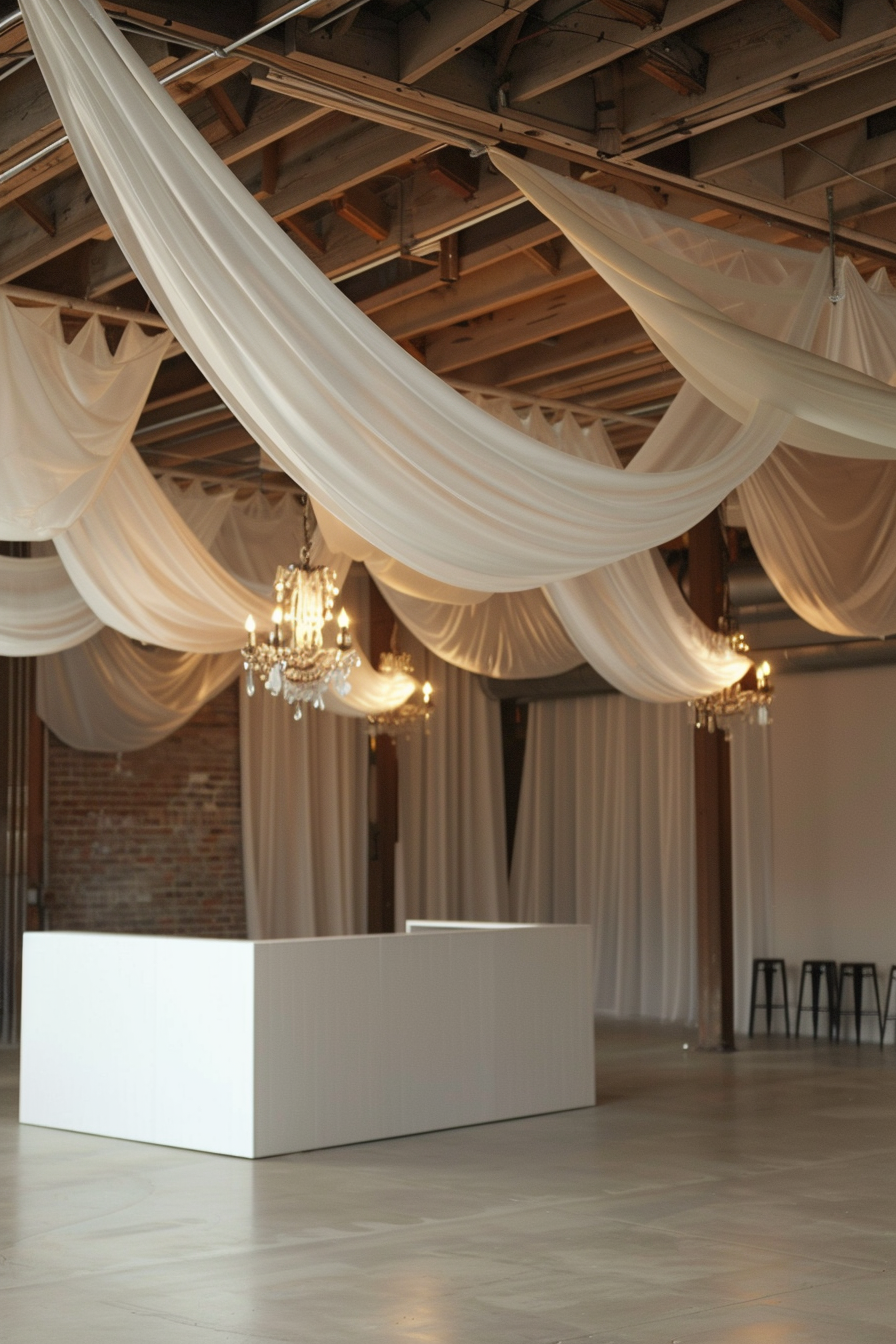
366,581,398,934
689,511,735,1051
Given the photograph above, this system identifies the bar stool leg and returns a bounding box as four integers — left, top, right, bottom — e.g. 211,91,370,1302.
795,963,808,1039
827,962,839,1041
880,970,892,1047
810,963,823,1039
748,960,760,1038
872,969,883,1043
781,962,791,1037
764,961,775,1035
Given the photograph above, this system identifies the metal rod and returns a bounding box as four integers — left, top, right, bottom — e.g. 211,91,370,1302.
0,52,32,84
309,0,370,33
826,185,838,300
0,281,169,327
133,401,228,437
0,10,22,38
0,0,325,186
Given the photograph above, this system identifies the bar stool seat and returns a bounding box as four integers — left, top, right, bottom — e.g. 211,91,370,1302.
795,960,839,1040
749,958,790,1038
837,963,881,1044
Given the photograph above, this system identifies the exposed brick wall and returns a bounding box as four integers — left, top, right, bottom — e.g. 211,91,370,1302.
46,682,246,938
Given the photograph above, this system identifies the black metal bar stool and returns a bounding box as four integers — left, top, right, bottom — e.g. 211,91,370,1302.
879,966,896,1046
836,963,882,1044
795,960,839,1040
749,958,790,1037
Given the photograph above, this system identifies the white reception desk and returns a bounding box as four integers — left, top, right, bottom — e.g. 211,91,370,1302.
19,923,594,1158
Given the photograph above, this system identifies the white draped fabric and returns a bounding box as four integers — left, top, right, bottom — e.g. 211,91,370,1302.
0,299,170,541
37,627,240,753
22,0,841,592
241,683,368,940
510,696,772,1033
0,552,101,656
343,399,751,698
395,649,509,928
36,485,417,751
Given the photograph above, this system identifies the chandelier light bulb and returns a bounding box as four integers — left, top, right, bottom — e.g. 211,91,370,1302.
244,613,256,647
422,681,433,704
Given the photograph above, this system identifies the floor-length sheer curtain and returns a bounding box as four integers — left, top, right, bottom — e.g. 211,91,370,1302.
510,695,772,1031
395,647,508,927
240,681,368,940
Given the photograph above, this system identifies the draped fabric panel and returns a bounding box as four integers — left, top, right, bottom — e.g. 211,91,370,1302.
0,300,170,540
351,398,751,698
394,646,509,928
0,553,101,656
37,627,240,753
510,696,772,1032
23,0,828,590
241,681,368,940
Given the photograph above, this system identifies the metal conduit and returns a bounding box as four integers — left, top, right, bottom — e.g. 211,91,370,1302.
0,0,327,188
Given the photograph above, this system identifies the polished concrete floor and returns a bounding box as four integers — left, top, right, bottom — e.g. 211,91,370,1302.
3,1020,896,1343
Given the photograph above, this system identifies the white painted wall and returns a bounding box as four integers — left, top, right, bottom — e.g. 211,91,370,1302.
769,664,896,1014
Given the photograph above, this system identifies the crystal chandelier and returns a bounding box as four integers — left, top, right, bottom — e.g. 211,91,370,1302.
689,625,773,734
366,650,434,739
241,508,359,721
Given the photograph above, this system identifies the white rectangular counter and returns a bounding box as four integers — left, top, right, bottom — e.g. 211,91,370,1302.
19,923,594,1158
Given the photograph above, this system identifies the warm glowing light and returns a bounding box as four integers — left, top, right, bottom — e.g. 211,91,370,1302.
272,605,283,624
337,608,350,630
244,614,255,633
422,681,433,703
759,660,771,678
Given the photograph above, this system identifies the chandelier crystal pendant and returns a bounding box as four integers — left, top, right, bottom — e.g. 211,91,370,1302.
366,650,434,739
689,623,773,735
241,506,359,721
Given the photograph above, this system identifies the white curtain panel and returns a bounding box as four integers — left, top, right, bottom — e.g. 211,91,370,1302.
22,0,816,589
395,647,509,928
0,299,170,541
510,696,771,1032
240,682,368,940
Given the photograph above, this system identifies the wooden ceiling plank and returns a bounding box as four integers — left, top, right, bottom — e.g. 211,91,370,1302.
425,277,629,374
619,0,896,148
373,240,594,343
358,218,561,317
690,58,896,179
782,122,896,200
455,312,653,388
398,0,541,86
507,0,738,104
781,0,843,42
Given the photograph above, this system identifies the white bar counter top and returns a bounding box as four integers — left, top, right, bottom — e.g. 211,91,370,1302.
19,922,595,1158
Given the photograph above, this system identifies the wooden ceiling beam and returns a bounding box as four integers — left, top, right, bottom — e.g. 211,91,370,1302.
373,240,593,344
617,0,896,151
454,312,653,389
425,277,629,374
781,0,843,42
506,0,737,104
398,0,541,86
690,58,896,179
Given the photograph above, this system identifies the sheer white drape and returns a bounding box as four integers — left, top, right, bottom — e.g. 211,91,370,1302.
22,0,822,590
240,682,368,940
510,696,772,1032
0,300,170,540
395,646,509,928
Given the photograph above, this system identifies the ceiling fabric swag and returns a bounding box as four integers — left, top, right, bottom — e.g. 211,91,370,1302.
490,152,896,463
370,397,751,697
0,298,170,541
0,553,101,656
37,627,241,753
22,0,809,591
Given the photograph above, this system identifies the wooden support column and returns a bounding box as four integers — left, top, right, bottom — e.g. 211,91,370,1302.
688,511,735,1051
366,580,398,934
